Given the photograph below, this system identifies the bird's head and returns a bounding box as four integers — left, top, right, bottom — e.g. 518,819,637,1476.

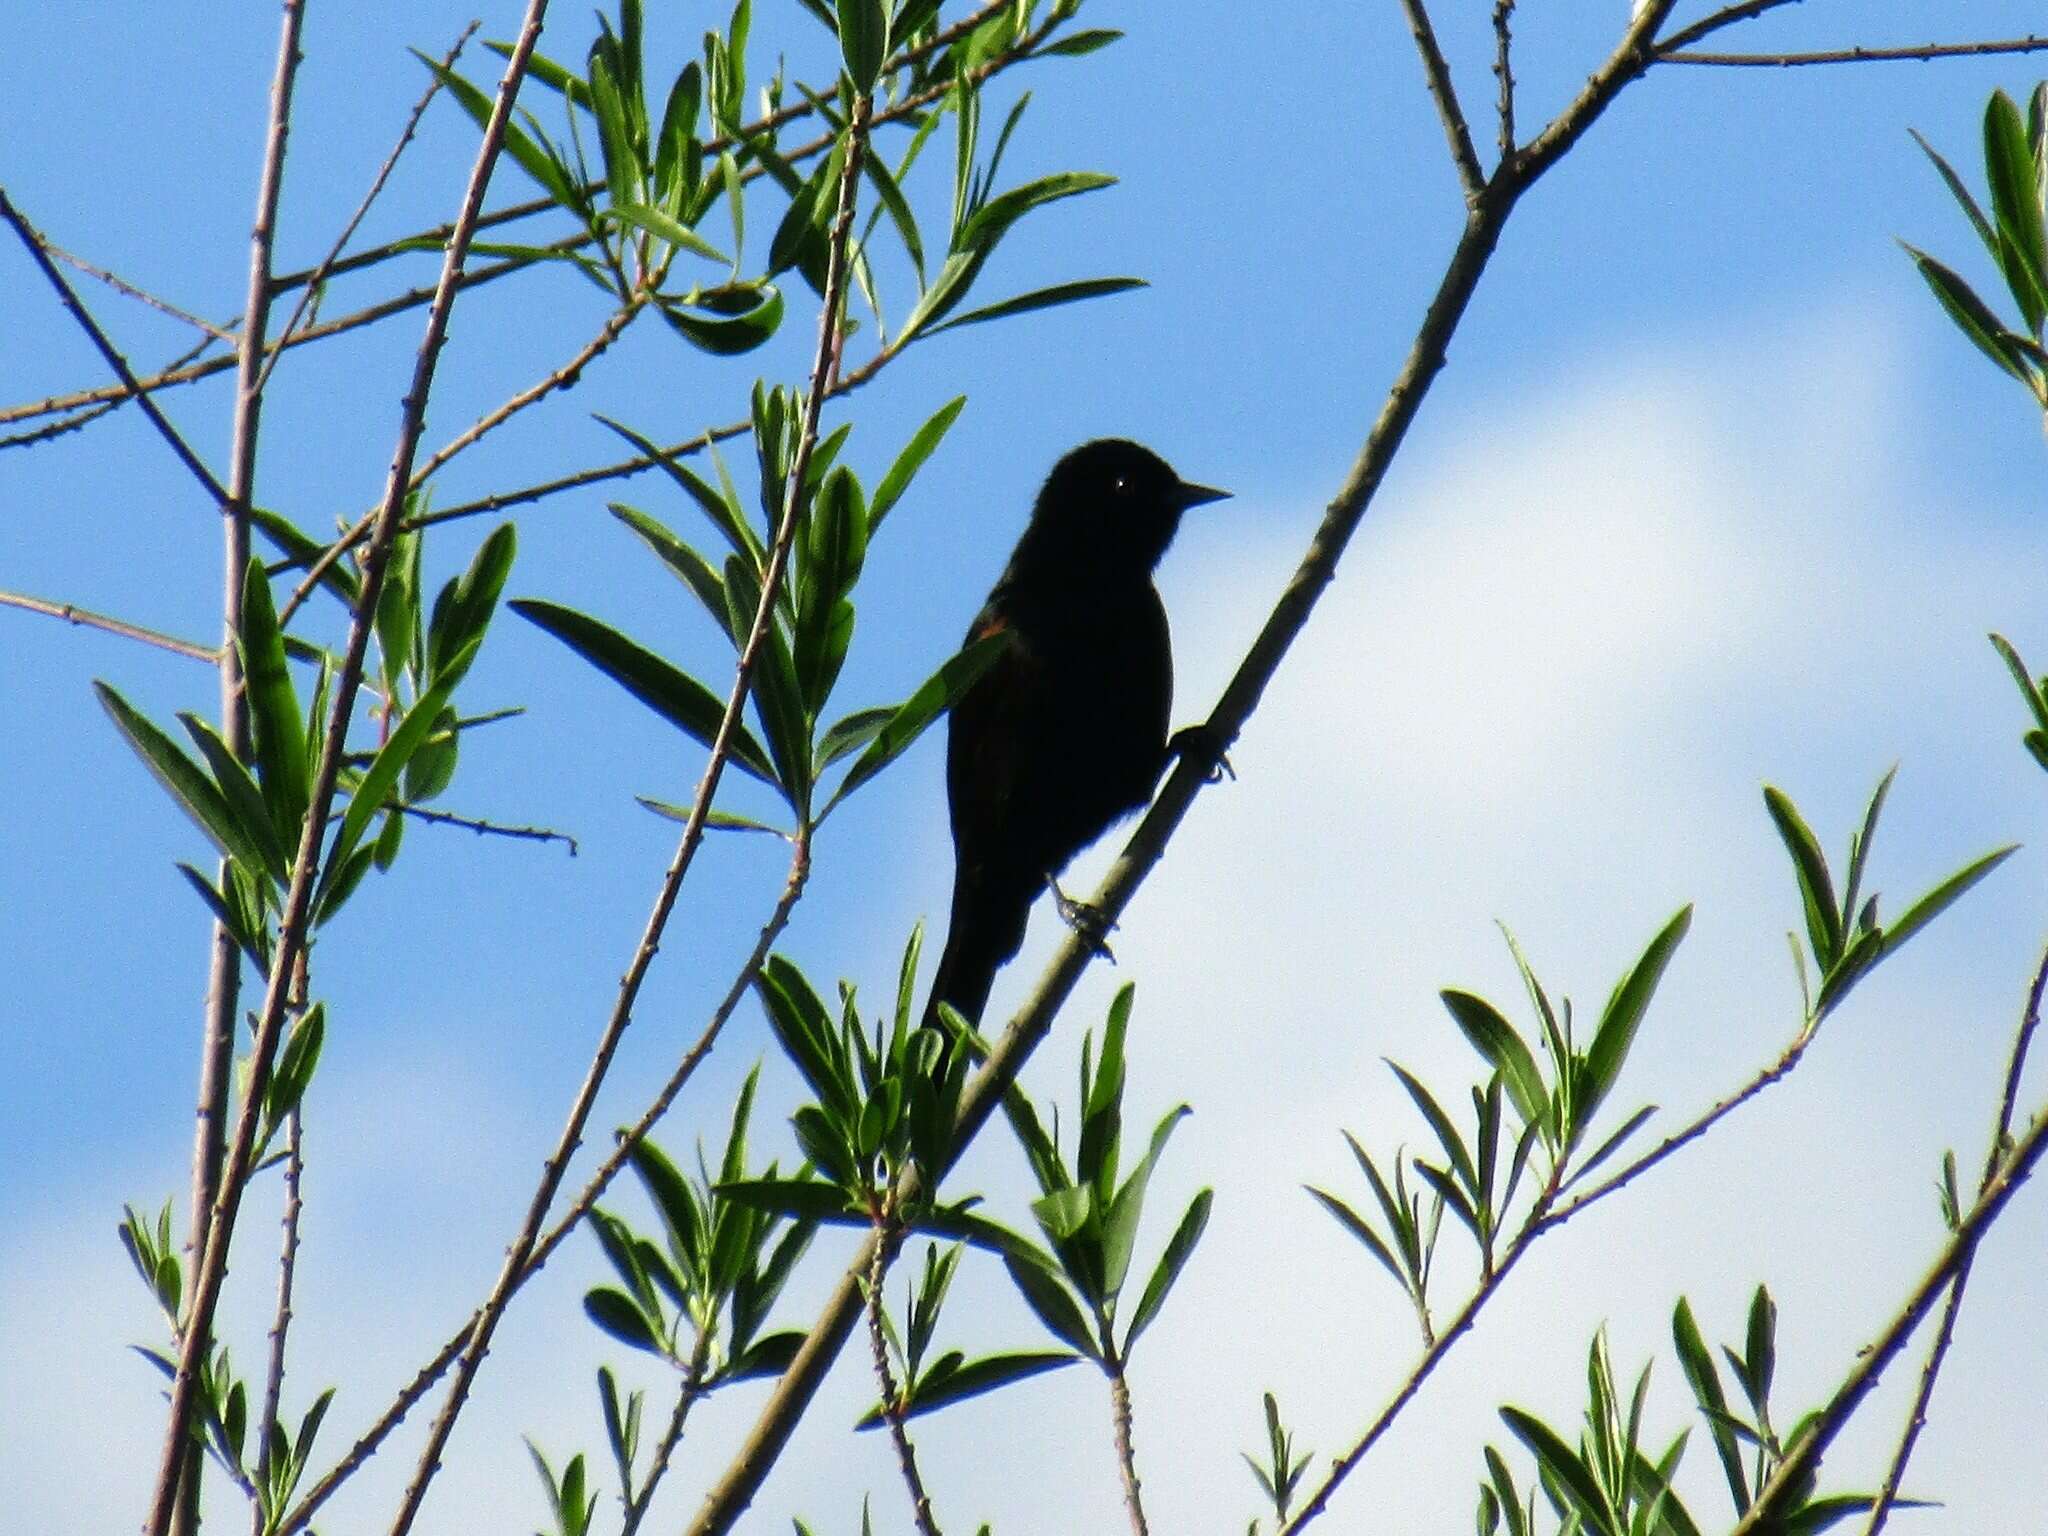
1022,438,1230,577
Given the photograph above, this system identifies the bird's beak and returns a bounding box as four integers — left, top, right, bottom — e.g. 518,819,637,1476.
1174,480,1231,509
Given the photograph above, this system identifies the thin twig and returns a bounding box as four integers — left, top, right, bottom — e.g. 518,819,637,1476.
381,96,869,1536
276,295,648,626
252,1105,306,1532
621,1329,712,1536
866,1234,942,1536
1108,1367,1150,1536
274,836,809,1536
1395,0,1486,198
1863,943,2048,1534
1492,0,1517,166
1655,0,1807,56
0,246,559,428
43,242,237,341
0,190,229,505
253,20,479,398
1,0,1052,436
1663,36,2048,67
142,7,538,1529
181,8,309,1531
1733,1104,2048,1536
0,589,218,662
391,801,578,854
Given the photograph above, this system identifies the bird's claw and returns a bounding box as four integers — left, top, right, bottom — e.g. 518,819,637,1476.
1048,875,1118,962
1168,723,1235,784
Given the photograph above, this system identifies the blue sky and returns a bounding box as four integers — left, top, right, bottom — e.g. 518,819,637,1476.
5,2,2048,1532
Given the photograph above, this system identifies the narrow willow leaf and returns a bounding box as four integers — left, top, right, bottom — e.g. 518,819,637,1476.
658,284,785,355
603,201,728,265
1039,28,1124,57
1441,990,1546,1129
583,1287,665,1354
1989,633,2048,733
862,1351,1076,1428
413,51,579,209
239,559,309,837
837,0,888,91
1762,787,1843,968
1386,1060,1478,1196
1904,244,2036,385
1909,128,1998,263
95,684,262,872
1001,1255,1099,1358
511,600,778,786
1985,90,2048,330
924,275,1147,338
1305,1186,1405,1288
818,631,1008,816
1582,905,1691,1123
178,714,289,886
870,396,966,530
863,146,925,284
1880,844,2020,960
1672,1298,1749,1514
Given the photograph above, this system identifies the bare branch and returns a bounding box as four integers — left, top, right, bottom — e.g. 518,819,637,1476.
866,1238,943,1536
0,190,229,505
1492,0,1517,165
42,242,236,342
1396,0,1487,197
1109,1369,1150,1536
1663,36,2048,67
0,588,218,662
1734,1104,2048,1536
253,20,479,398
1656,0,1808,56
273,835,809,1536
378,91,871,1536
252,1106,306,1532
1864,943,2048,1534
390,800,578,855
144,6,546,1527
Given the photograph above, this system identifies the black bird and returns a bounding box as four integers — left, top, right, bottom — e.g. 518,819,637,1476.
923,438,1228,1036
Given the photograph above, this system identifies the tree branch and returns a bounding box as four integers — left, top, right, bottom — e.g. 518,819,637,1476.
0,588,218,662
1862,942,2048,1534
1108,1367,1150,1536
1396,0,1486,198
1662,36,2048,67
142,5,540,1528
866,1236,942,1536
0,190,229,506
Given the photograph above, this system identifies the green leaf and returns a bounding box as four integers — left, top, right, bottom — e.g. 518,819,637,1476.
816,705,895,773
1305,1186,1405,1289
869,396,965,531
178,714,289,886
1500,1407,1609,1529
510,599,778,786
724,1329,806,1382
1102,1103,1189,1298
924,275,1147,338
1039,28,1124,58
652,62,703,207
596,416,761,566
1672,1298,1748,1514
837,0,888,91
1909,128,1999,265
602,202,728,265
251,507,359,606
1990,633,2048,733
318,649,475,906
1001,1254,1099,1358
862,146,924,284
1881,844,2020,962
265,1003,325,1133
657,283,785,355
956,171,1115,254
1762,787,1843,969
1839,765,1896,934
176,863,268,971
1985,90,2048,331
238,559,309,839
1582,905,1691,1124
584,1286,665,1354
1386,1060,1478,1198
819,630,1008,817
715,1176,856,1224
1123,1187,1212,1352
1904,243,2037,386
859,1351,1076,1428
413,51,579,210
95,684,265,873
1441,990,1546,1130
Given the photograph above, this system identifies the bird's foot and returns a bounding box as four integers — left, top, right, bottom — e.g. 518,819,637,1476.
1168,722,1235,784
1048,875,1118,962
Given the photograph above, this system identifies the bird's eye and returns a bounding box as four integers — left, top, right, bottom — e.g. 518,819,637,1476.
1112,475,1132,495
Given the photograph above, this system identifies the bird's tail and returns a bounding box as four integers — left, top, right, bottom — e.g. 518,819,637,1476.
920,875,1032,1037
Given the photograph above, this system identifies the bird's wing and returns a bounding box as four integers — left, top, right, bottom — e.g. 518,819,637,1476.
945,606,1040,869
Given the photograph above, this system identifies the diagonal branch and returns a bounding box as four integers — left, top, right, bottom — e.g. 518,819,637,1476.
0,190,230,506
1396,0,1486,197
0,588,218,662
142,8,545,1530
377,91,869,1536
1663,36,2048,67
866,1235,943,1536
1862,942,2048,1534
